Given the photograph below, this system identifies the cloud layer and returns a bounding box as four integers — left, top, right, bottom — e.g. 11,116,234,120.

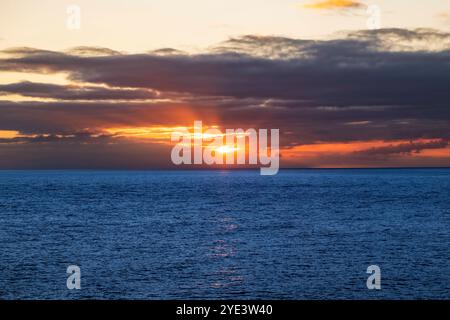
0,28,449,168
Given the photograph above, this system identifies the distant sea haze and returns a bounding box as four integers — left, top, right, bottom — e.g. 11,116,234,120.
0,169,449,299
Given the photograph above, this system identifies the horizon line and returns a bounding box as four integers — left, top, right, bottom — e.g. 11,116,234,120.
1,167,450,171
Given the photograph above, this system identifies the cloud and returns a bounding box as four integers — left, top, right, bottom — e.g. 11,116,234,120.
2,29,450,106
0,131,113,144
0,140,172,169
0,28,450,167
0,81,158,100
65,46,122,56
354,139,449,157
1,97,449,145
302,0,364,10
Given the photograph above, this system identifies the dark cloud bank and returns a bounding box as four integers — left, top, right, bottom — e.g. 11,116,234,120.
0,28,449,168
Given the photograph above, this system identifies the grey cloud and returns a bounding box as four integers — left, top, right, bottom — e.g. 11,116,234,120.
1,29,449,107
354,139,449,157
0,131,113,144
0,141,172,169
0,28,449,168
0,81,158,100
66,46,123,56
1,99,449,145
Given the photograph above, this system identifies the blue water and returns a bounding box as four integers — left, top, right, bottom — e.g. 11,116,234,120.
0,169,449,299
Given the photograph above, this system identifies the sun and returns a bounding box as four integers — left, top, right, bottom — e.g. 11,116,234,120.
215,145,238,154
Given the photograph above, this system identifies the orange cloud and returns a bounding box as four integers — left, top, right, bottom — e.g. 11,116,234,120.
302,0,364,10
0,130,20,139
281,139,450,168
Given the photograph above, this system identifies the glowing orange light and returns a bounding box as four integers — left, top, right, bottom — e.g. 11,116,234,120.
215,145,239,154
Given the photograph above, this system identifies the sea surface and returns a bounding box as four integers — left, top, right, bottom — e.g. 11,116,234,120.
0,169,449,299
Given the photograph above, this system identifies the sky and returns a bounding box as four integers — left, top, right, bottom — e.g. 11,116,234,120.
1,0,450,168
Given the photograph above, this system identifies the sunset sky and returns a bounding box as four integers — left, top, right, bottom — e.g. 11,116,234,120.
1,0,450,168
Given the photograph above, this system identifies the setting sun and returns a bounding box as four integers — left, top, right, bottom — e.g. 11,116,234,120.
215,145,239,154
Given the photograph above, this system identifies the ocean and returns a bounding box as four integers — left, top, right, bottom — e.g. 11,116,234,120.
0,169,449,299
